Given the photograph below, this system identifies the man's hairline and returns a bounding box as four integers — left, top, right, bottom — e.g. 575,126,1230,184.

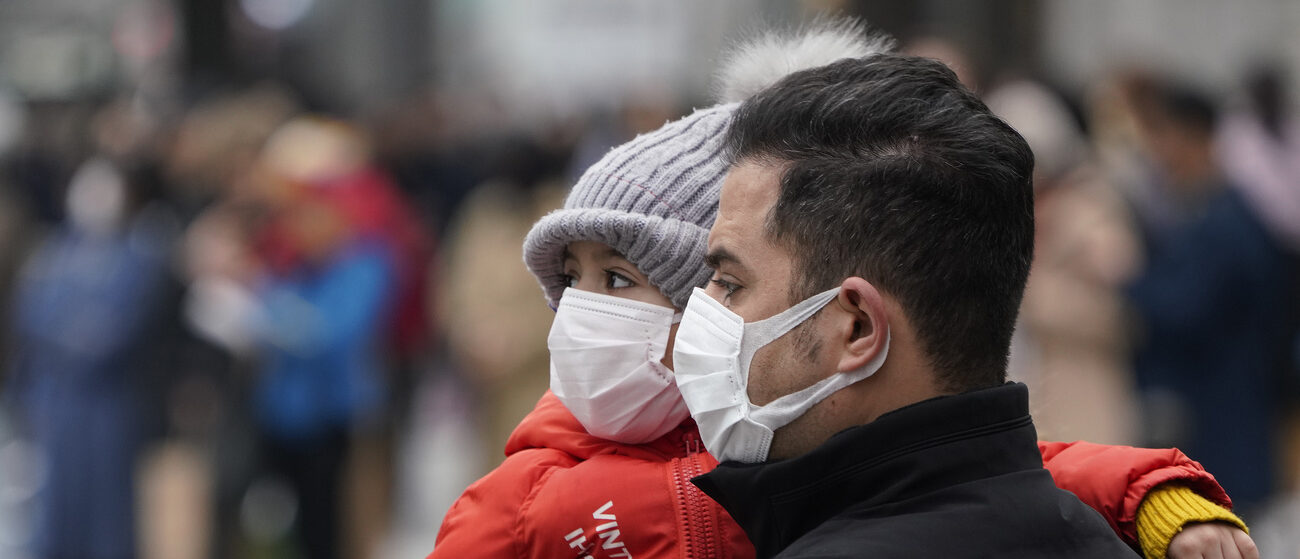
707,153,793,276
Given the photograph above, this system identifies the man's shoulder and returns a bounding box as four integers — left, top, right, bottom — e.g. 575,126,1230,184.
776,469,1136,558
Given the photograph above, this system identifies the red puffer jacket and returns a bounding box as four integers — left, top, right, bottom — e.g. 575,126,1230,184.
429,391,1230,558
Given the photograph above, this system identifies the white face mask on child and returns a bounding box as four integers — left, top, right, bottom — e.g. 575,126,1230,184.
546,288,690,444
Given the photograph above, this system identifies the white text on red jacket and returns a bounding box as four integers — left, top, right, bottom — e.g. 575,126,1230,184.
563,500,632,558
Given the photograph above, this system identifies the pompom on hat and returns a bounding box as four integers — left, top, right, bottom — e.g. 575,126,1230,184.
523,18,895,309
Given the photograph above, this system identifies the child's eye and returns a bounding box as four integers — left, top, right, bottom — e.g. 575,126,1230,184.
607,271,634,289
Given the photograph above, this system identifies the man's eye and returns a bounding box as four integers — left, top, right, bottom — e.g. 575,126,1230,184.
607,271,634,289
710,278,740,297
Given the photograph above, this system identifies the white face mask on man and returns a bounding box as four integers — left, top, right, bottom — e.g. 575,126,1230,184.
546,288,690,444
672,286,890,464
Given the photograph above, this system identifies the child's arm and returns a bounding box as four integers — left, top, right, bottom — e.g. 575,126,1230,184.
1136,484,1254,559
1038,441,1253,558
430,449,570,559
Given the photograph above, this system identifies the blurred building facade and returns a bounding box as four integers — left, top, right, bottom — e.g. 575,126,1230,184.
2,0,1298,113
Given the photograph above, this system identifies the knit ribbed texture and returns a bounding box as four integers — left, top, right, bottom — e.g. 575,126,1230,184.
522,20,895,309
1136,484,1248,559
523,103,736,309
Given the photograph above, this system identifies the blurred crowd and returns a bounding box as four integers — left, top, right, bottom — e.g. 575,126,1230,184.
0,18,1298,559
0,73,683,559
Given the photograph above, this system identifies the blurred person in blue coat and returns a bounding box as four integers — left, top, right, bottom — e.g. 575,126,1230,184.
1125,81,1294,513
252,195,395,559
185,118,398,559
5,156,174,559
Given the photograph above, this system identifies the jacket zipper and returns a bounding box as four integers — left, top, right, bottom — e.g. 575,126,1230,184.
674,433,718,559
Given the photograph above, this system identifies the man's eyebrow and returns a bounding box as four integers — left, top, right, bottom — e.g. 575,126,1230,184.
705,247,749,274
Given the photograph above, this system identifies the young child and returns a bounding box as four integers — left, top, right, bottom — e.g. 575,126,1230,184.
430,21,1249,559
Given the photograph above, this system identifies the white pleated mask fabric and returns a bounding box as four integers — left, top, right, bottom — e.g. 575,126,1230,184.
547,288,690,444
673,286,890,463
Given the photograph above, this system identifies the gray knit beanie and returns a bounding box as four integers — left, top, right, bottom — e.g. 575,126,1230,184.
523,18,895,309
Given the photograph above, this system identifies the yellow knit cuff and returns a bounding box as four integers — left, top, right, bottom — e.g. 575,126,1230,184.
1136,484,1248,559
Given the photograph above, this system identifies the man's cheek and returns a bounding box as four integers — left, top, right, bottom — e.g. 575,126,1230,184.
746,344,781,406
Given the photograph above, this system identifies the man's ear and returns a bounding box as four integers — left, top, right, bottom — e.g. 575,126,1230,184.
834,277,889,373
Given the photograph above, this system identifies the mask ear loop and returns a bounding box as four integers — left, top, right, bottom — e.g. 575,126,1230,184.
737,287,842,384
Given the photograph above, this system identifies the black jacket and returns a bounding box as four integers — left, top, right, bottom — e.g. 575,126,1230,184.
692,383,1136,558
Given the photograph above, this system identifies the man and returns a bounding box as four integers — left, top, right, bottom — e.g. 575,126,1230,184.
670,53,1258,557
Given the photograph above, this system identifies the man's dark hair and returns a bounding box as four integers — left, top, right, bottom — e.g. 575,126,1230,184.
724,54,1035,393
